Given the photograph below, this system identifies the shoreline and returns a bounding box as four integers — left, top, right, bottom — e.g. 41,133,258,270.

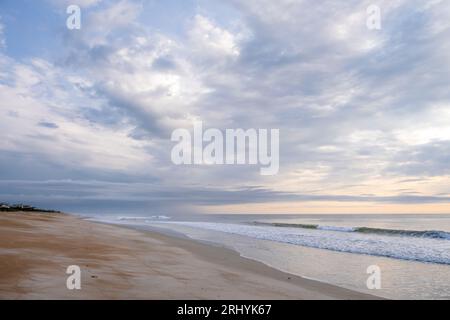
0,211,379,299
90,220,354,293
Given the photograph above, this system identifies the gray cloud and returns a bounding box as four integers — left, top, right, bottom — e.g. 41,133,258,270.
1,0,450,213
388,141,450,177
38,121,59,129
2,179,450,215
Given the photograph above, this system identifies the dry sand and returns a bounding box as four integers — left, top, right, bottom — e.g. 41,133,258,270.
0,212,377,299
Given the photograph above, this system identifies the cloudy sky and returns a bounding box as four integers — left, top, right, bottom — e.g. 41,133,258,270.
0,0,449,214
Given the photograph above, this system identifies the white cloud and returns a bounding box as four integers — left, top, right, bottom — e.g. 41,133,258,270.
0,54,154,173
189,15,241,58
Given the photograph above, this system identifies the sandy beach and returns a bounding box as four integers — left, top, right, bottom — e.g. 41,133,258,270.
0,212,377,299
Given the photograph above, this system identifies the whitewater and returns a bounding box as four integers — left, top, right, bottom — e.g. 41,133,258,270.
147,221,450,265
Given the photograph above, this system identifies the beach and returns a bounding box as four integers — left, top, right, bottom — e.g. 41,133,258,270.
0,212,375,300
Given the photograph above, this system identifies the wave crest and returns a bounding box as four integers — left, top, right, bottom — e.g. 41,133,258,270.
252,221,450,240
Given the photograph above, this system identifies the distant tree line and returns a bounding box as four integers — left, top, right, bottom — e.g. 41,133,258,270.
0,202,61,213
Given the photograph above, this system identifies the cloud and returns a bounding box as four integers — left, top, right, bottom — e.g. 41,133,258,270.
188,15,241,58
388,141,450,176
0,54,155,175
38,121,59,129
58,6,211,139
2,179,450,215
1,1,450,212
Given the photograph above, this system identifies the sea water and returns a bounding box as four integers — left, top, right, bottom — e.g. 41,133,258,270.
89,213,450,299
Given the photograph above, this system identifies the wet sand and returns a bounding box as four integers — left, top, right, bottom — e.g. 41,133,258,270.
0,212,377,299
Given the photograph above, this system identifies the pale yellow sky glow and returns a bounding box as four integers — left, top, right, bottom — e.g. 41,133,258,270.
203,202,450,214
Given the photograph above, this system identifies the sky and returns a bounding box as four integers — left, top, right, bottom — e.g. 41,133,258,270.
0,0,449,214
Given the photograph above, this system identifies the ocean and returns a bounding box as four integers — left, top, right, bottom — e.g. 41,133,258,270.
87,213,450,299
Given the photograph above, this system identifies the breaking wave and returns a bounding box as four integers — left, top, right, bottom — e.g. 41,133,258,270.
117,215,171,221
151,221,450,265
252,222,450,240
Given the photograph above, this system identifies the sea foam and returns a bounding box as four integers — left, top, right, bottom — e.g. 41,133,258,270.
151,221,450,265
